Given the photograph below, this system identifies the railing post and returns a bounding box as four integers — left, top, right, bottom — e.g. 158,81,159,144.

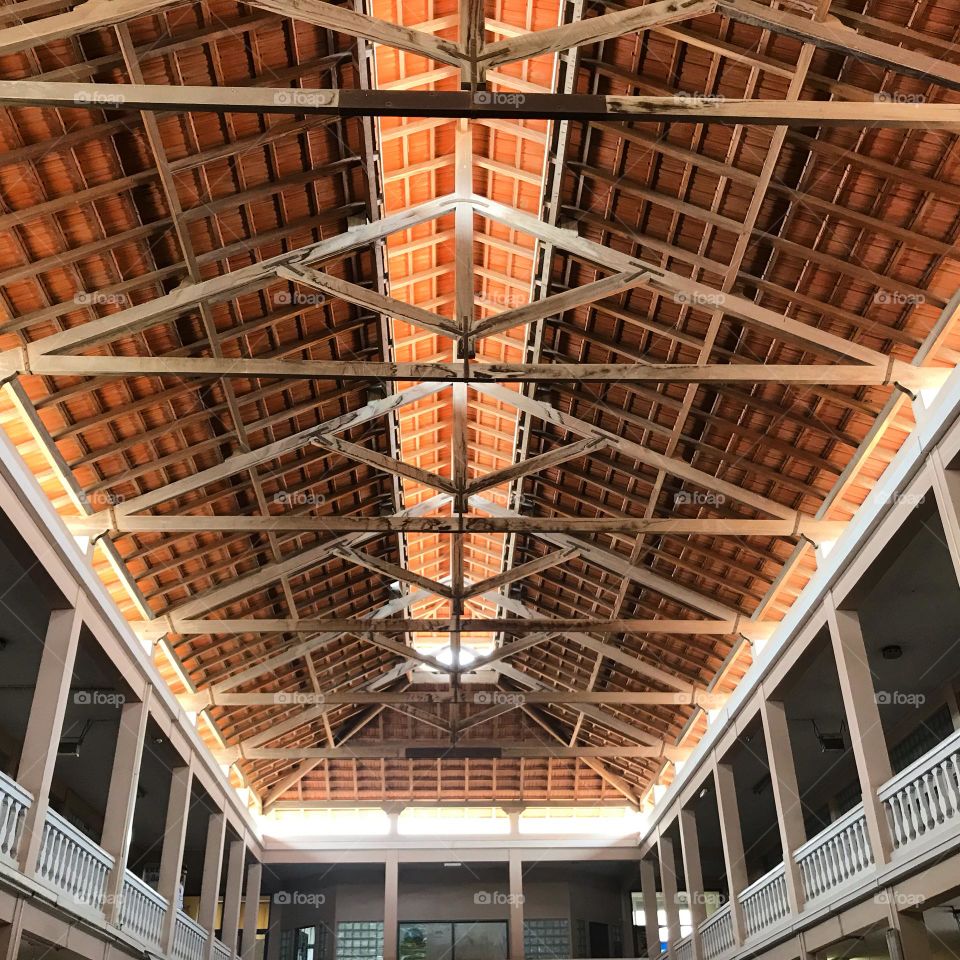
678,809,705,960
383,851,399,960
759,695,806,915
657,834,681,958
17,601,83,874
640,857,660,958
713,760,748,947
241,861,262,960
826,595,895,865
221,837,246,955
199,812,226,957
509,849,525,960
102,691,151,924
159,761,194,954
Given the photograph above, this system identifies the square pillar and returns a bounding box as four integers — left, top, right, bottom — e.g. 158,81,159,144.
159,762,194,952
657,835,680,957
931,448,960,586
102,692,152,923
713,761,748,946
678,809,704,959
0,899,24,960
221,838,246,954
383,852,399,960
826,597,895,864
509,851,525,960
620,877,637,958
241,861,263,960
199,813,227,955
639,858,660,959
17,603,83,873
885,912,930,959
759,696,806,915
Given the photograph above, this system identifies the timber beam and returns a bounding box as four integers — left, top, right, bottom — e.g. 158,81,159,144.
3,352,945,388
2,82,960,125
65,513,849,539
182,689,728,710
214,742,693,763
132,615,777,641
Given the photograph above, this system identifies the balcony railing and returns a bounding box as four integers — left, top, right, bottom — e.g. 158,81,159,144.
173,909,209,960
674,933,694,960
699,903,735,960
0,769,30,864
880,727,960,852
213,937,232,960
794,803,873,903
36,809,114,912
737,863,789,939
119,869,168,947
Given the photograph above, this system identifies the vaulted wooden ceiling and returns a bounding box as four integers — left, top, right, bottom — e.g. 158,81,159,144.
0,0,958,809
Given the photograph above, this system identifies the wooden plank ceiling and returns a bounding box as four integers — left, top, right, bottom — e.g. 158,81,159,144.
0,0,958,809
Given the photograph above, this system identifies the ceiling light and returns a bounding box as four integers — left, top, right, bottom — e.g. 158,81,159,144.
435,645,477,668
881,644,903,660
812,719,846,752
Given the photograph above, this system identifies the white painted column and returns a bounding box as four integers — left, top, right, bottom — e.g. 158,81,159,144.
620,877,637,958
0,899,24,960
221,837,246,954
930,448,960,586
160,762,194,952
16,602,83,873
678,809,705,959
826,596,895,864
657,835,680,957
102,691,152,922
639,858,660,959
241,861,263,960
383,852,399,960
199,812,227,956
885,914,930,959
713,761,748,946
759,696,806,915
509,849,525,960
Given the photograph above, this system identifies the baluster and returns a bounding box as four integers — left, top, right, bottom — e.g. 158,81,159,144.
838,828,853,879
0,800,11,855
911,780,926,837
895,792,910,846
808,851,821,898
813,852,824,896
884,798,900,848
901,784,917,841
920,772,936,829
824,838,838,889
944,755,960,817
847,823,861,874
854,819,868,870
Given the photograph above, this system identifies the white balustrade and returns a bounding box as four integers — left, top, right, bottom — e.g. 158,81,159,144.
794,804,873,902
173,910,209,960
0,770,31,863
212,938,232,960
699,903,735,959
737,863,789,939
36,809,114,911
674,933,694,960
119,869,169,947
880,727,960,851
